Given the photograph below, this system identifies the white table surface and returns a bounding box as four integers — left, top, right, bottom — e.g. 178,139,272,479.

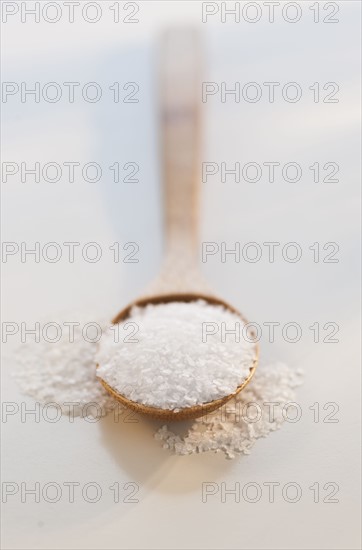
1,2,361,549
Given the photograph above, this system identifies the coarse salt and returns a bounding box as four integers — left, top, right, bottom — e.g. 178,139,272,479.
96,300,257,410
12,308,303,459
14,315,116,417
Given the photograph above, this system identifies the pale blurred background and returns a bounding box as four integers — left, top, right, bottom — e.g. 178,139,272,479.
1,2,361,549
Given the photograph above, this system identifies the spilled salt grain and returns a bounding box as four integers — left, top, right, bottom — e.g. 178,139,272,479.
14,316,117,417
155,362,303,459
96,300,257,410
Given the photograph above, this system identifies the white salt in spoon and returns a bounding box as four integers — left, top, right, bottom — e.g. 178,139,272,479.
99,30,258,420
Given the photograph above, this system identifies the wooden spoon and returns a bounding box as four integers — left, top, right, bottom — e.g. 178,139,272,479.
98,30,258,421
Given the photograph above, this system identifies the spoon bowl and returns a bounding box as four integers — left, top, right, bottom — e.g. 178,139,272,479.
98,293,258,421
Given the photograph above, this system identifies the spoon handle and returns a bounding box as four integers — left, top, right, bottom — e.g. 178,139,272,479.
144,30,209,296
160,29,201,267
